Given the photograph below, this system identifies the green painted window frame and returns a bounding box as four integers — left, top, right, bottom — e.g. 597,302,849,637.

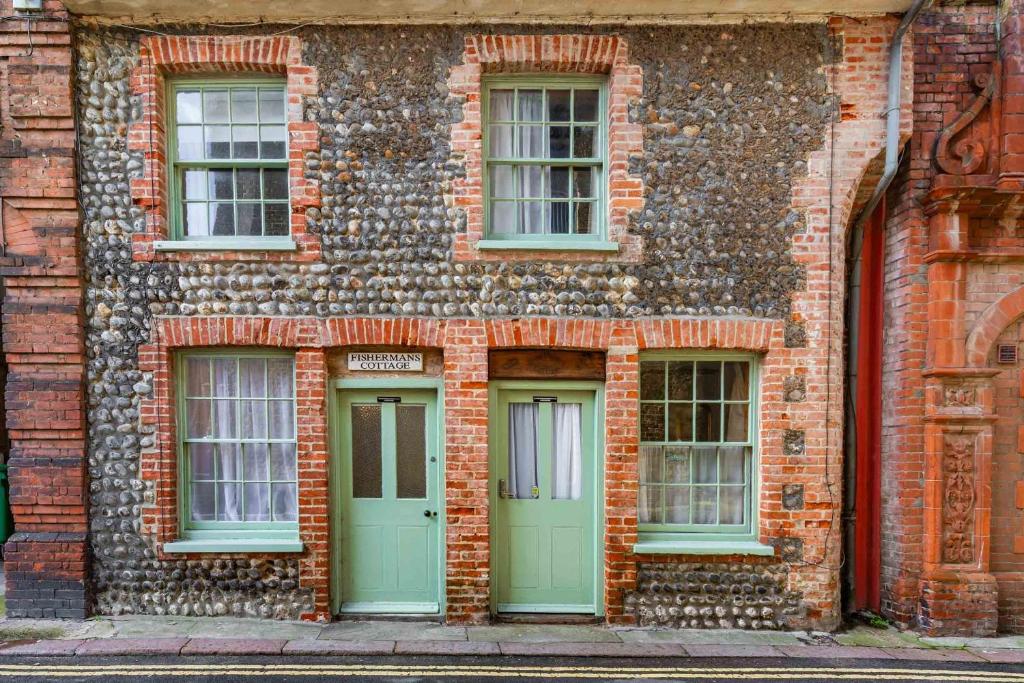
165,76,291,245
636,352,761,546
173,349,300,548
482,75,609,243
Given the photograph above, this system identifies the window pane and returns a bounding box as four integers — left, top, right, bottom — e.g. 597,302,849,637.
177,126,203,160
550,167,569,199
269,400,294,439
573,168,593,198
490,201,516,235
217,483,243,521
183,169,207,200
519,166,543,199
396,404,427,499
639,485,662,524
519,125,544,158
263,169,288,200
272,483,298,521
695,403,721,442
720,486,745,525
236,169,261,200
552,403,582,500
573,126,595,158
639,361,664,400
184,203,209,236
205,125,231,159
574,90,599,121
489,89,514,120
233,125,259,159
213,358,237,396
239,358,266,398
508,403,539,499
549,126,570,158
191,482,216,521
216,443,242,481
210,203,235,236
720,446,747,484
693,487,717,524
518,90,543,121
243,483,271,521
351,404,382,498
236,203,263,237
489,125,514,157
209,169,233,199
231,88,258,123
244,443,270,481
667,403,693,442
212,400,238,439
664,446,690,484
548,89,571,121
666,487,690,523
190,443,216,480
640,403,665,442
667,361,693,400
490,165,515,199
548,202,570,234
265,204,289,236
520,201,542,234
270,443,297,480
186,357,212,396
259,88,285,123
724,403,748,442
696,361,722,400
186,399,211,438
204,90,230,123
176,90,202,123
694,447,718,483
724,362,750,400
240,400,268,439
268,359,293,397
260,126,286,159
574,202,594,234
639,445,663,484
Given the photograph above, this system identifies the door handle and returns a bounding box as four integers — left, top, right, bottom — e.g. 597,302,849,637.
498,479,510,499
423,510,437,518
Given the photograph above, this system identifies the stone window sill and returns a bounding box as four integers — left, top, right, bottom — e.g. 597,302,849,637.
476,239,620,253
163,538,304,554
154,238,298,252
632,540,775,556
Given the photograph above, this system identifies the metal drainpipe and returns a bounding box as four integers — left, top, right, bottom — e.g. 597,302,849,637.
843,0,928,613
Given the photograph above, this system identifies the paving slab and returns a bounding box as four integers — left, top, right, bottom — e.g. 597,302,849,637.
395,640,501,656
881,647,984,662
75,638,187,656
469,624,620,643
923,634,1024,649
107,617,201,638
834,626,924,649
283,639,395,655
180,638,287,655
320,621,466,642
184,617,321,640
617,628,799,646
0,639,84,656
969,648,1024,663
683,644,783,658
498,641,685,658
777,645,895,659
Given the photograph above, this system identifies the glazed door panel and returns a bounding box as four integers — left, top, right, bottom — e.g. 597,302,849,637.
338,390,439,613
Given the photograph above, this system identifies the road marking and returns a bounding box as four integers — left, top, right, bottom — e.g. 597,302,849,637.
0,665,1020,681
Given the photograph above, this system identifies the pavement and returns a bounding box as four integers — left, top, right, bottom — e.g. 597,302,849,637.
0,615,1022,663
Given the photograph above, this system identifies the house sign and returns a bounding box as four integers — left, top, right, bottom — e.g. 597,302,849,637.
348,352,423,372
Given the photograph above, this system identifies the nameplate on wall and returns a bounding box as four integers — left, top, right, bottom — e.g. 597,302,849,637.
348,352,423,371
489,350,605,381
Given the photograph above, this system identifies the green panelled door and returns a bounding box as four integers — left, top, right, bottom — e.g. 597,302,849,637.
492,388,597,613
338,389,440,613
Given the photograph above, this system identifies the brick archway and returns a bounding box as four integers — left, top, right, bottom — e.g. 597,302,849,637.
966,286,1024,367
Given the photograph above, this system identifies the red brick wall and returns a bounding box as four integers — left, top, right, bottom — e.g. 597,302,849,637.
0,0,89,618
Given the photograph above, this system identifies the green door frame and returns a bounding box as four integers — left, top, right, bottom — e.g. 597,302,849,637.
487,379,606,616
328,377,446,615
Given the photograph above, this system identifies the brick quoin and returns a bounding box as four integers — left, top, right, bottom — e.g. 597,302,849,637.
0,0,90,618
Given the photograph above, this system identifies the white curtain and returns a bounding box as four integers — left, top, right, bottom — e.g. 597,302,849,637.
552,403,582,500
638,445,662,523
519,91,544,234
508,403,539,499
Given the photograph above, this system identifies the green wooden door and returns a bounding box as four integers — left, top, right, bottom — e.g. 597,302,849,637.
492,388,597,613
338,389,440,613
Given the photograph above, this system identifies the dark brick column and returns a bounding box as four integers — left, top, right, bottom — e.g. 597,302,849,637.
0,0,89,618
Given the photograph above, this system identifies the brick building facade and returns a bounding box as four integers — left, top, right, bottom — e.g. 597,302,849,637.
3,0,1007,635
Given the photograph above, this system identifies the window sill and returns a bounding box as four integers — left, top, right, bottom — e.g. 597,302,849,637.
632,540,775,557
154,238,298,252
163,538,304,554
476,239,619,253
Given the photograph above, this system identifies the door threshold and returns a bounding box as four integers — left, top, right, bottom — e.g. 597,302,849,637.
334,613,443,623
493,613,602,625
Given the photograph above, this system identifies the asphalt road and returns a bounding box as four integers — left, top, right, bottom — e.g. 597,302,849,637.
0,656,1023,682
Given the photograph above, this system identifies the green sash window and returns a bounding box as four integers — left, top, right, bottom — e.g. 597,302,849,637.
483,76,607,241
168,79,289,241
638,355,758,540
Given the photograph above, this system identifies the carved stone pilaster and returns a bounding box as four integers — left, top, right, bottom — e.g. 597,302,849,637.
942,434,977,564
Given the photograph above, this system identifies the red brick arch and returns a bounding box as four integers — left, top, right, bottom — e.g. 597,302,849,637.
966,286,1024,366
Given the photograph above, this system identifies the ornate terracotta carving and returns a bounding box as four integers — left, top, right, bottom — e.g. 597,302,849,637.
942,434,977,564
935,72,997,176
943,384,977,407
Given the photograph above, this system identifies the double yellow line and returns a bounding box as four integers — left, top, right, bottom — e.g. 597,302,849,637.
0,664,1021,681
